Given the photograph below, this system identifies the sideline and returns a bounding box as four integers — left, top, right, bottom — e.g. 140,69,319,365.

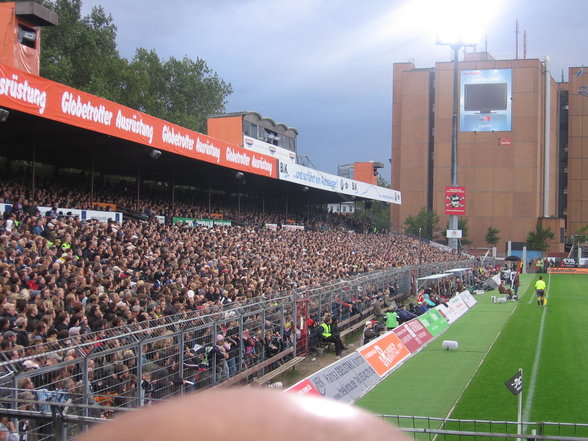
441,281,524,432
522,272,551,423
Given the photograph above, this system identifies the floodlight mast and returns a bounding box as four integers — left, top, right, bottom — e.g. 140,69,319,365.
436,39,476,250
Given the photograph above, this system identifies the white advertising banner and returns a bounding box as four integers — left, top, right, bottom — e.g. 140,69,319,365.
278,162,401,204
287,351,380,404
2,204,122,223
435,304,458,324
458,290,477,308
281,224,304,231
243,136,296,164
446,295,469,322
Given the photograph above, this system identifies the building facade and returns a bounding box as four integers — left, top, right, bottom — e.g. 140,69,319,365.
391,51,587,252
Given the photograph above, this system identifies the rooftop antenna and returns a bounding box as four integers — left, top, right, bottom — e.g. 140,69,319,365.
515,20,519,59
484,35,488,59
523,30,527,58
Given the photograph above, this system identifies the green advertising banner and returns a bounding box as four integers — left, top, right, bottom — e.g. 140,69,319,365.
172,217,232,227
417,309,449,337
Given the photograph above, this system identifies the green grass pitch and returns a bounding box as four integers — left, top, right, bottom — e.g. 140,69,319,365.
356,273,588,425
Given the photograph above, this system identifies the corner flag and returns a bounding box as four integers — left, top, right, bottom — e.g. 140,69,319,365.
505,370,523,395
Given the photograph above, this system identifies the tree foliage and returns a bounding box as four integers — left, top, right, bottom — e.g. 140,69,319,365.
525,224,554,251
485,226,500,246
122,49,233,133
574,224,588,244
33,0,232,132
404,208,441,240
40,0,126,101
353,177,390,231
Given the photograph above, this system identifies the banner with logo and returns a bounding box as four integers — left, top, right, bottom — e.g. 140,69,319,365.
358,332,411,377
287,352,380,404
392,319,433,353
172,217,232,227
445,186,466,215
417,309,449,337
460,69,512,132
438,295,469,324
281,224,305,231
278,161,401,204
547,267,588,275
458,290,477,308
0,63,277,178
1,204,122,223
288,378,321,396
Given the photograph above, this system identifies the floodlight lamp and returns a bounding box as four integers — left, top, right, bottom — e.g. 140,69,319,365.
235,172,245,180
0,108,9,123
433,0,483,47
149,149,162,160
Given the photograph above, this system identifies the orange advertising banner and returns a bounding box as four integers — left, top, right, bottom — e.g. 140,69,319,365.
548,267,588,275
0,63,277,178
358,332,411,377
91,202,117,211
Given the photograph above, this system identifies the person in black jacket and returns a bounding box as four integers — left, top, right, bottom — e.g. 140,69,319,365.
13,317,29,347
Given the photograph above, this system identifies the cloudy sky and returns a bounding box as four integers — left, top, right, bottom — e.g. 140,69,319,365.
81,0,586,182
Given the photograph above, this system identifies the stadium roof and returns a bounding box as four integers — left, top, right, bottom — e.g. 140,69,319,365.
0,63,367,206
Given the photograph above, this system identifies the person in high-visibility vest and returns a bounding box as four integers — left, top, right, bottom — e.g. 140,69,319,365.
534,276,546,307
319,317,346,356
385,310,398,331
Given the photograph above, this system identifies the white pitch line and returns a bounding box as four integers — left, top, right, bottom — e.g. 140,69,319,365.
436,297,521,441
522,272,551,423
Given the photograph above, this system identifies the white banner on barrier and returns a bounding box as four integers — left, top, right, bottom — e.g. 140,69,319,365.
447,295,469,321
287,351,380,404
435,304,458,324
458,290,477,308
2,204,122,223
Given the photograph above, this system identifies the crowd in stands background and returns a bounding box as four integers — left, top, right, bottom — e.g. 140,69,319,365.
0,173,474,422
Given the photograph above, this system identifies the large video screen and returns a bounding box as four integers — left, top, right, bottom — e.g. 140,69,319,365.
460,69,512,132
464,83,508,112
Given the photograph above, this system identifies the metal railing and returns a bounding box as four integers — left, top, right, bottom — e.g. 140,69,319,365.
382,415,588,441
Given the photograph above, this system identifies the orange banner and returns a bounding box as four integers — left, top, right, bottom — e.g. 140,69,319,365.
358,332,411,377
91,202,117,211
548,267,588,275
0,63,277,178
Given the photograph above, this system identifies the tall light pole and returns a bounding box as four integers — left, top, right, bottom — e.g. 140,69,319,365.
448,43,460,250
418,227,422,263
437,41,475,249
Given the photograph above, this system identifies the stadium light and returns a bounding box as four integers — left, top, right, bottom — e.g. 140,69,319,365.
0,108,9,123
436,40,475,250
434,0,483,250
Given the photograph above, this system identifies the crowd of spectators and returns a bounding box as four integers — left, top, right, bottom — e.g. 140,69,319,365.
0,171,371,233
0,172,469,425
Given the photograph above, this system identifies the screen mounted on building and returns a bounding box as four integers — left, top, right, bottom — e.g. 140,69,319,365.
464,83,508,113
460,69,512,132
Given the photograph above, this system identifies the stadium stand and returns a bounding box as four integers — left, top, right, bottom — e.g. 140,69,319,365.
0,172,480,440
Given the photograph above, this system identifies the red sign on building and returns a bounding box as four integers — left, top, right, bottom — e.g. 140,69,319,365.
445,186,466,215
